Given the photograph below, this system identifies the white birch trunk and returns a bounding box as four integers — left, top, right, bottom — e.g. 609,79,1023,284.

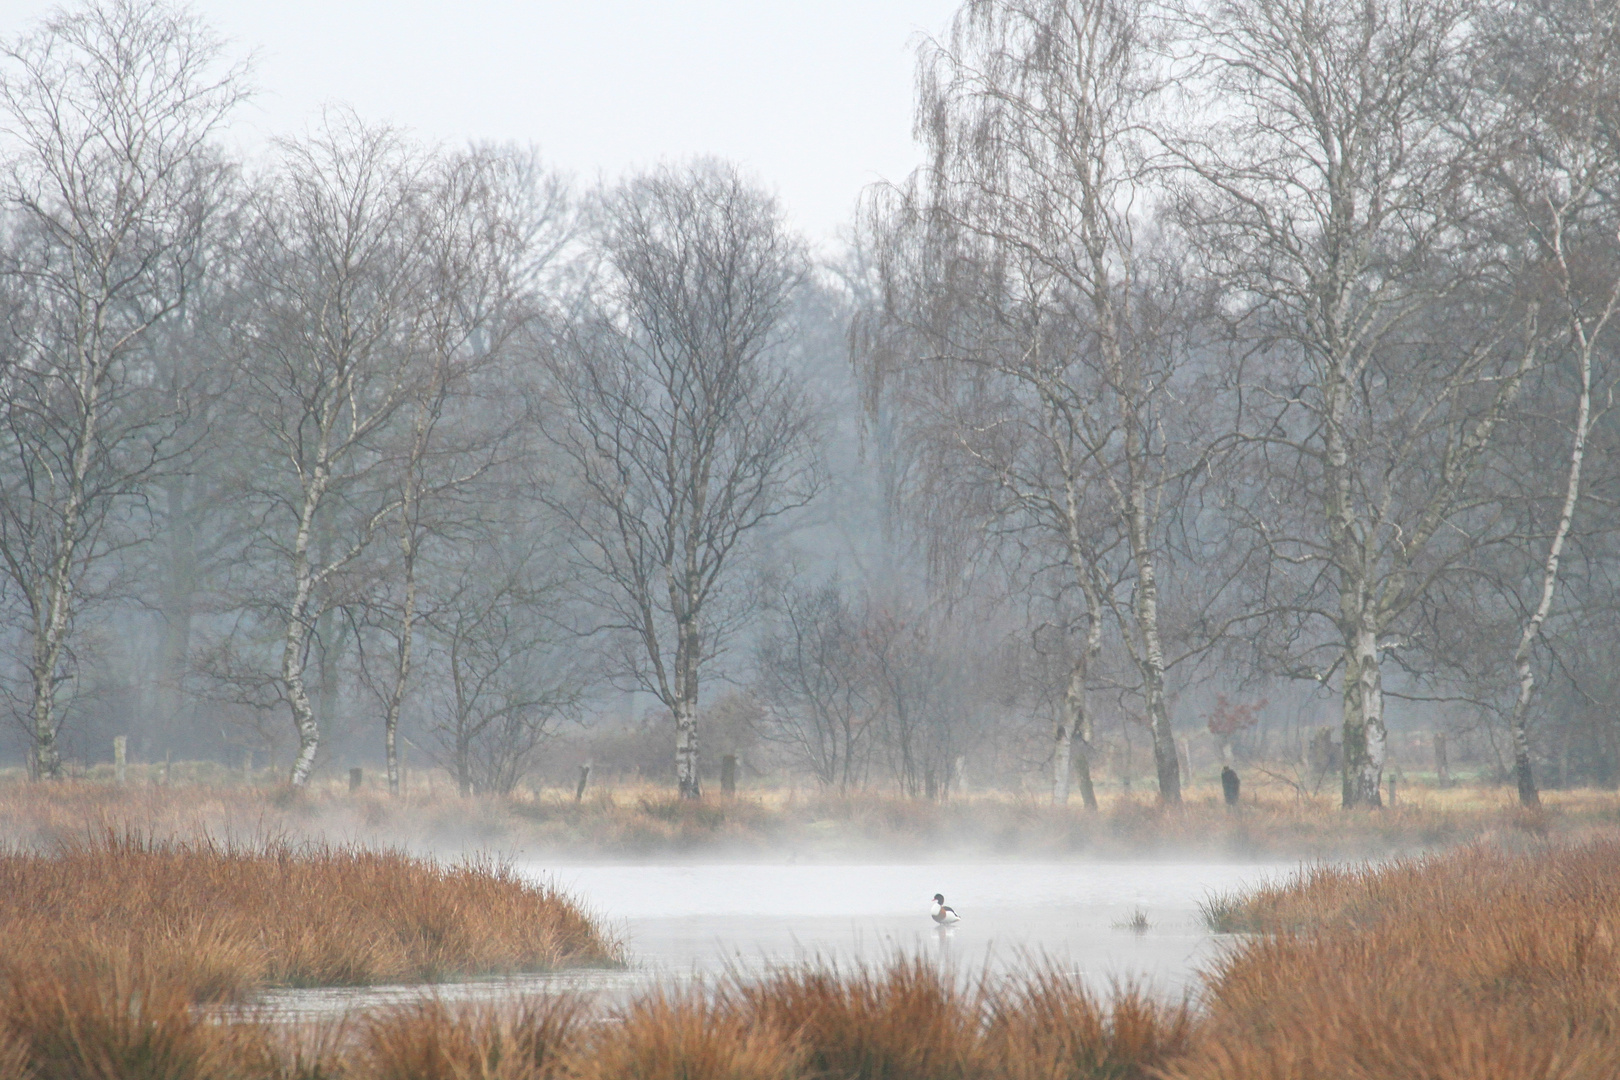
1343,623,1386,807
1510,314,1597,806
285,468,329,787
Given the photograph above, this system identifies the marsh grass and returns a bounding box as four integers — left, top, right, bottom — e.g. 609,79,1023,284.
1111,909,1151,933
1173,842,1620,1080
5,834,1620,1080
0,832,623,1005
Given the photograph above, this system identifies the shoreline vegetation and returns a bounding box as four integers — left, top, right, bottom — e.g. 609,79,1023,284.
1,774,1617,860
0,834,625,1006
1,830,1616,1078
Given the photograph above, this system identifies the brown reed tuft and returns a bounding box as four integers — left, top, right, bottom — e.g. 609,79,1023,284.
1169,842,1620,1080
356,996,588,1080
567,988,802,1080
729,956,987,1080
0,832,623,1006
984,970,1192,1080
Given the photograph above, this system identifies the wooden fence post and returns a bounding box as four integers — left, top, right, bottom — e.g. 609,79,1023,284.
349,767,363,792
721,754,737,797
575,763,591,803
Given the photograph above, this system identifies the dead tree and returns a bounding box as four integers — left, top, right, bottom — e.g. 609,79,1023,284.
543,161,820,799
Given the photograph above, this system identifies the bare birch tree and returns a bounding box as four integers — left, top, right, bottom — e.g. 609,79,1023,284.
1483,0,1620,805
0,0,243,776
862,0,1189,802
226,114,433,786
543,161,820,799
362,147,567,794
1171,0,1539,806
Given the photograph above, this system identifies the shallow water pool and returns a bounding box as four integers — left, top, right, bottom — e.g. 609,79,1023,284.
252,859,1297,1018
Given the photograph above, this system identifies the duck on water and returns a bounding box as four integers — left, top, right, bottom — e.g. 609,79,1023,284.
932,893,961,926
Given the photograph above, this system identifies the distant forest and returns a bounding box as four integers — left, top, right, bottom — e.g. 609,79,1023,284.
2,0,1617,807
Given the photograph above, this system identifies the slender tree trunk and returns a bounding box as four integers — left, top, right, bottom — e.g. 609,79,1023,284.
284,619,320,787
285,471,329,788
383,524,418,796
1342,621,1386,807
674,621,701,799
1133,549,1179,803
1053,721,1072,804
1057,650,1099,809
29,613,64,779
1509,330,1593,806
29,333,104,780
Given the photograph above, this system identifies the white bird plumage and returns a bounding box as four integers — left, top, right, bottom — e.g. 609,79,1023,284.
931,893,961,925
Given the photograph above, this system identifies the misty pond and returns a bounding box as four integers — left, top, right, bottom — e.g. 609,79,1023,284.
254,859,1296,1017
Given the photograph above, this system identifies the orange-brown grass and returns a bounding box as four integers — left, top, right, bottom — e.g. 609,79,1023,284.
305,958,1188,1080
1170,841,1620,1080
729,956,987,1080
355,997,587,1080
0,961,282,1080
5,776,1617,859
0,833,623,1007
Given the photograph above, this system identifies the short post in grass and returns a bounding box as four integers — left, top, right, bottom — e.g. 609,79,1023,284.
1387,772,1397,806
575,762,591,803
721,753,737,797
1221,765,1241,807
113,735,126,785
350,767,363,792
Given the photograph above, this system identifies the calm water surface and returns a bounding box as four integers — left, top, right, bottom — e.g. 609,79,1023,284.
253,859,1296,1018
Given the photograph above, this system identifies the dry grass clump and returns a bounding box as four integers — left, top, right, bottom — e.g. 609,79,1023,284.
335,958,1186,1080
356,997,588,1080
1171,842,1620,1080
0,962,282,1080
731,956,988,1080
0,832,622,1005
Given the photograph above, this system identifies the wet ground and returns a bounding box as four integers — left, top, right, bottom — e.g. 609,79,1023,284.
252,859,1298,1018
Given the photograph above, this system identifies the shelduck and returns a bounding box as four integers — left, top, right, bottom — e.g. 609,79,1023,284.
931,893,961,925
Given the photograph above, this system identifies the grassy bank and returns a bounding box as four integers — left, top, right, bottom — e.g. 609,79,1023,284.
0,834,623,1005
1175,841,1620,1079
2,776,1615,859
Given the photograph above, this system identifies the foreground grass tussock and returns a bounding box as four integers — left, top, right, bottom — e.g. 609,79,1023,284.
0,958,1189,1080
1177,842,1620,1080
2,776,1614,858
0,834,622,1004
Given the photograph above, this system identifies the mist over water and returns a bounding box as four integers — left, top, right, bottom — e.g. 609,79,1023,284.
253,859,1295,1017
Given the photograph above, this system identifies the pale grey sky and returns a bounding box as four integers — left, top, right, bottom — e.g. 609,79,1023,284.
1,0,960,245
